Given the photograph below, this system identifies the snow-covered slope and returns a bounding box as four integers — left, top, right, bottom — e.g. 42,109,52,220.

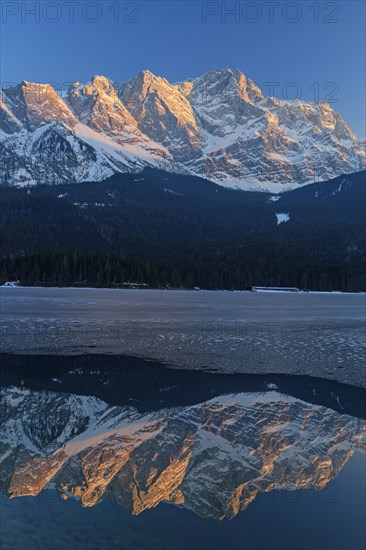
1,70,365,190
1,387,365,518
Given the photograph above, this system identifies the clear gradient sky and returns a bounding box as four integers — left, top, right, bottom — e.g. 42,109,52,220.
1,0,365,137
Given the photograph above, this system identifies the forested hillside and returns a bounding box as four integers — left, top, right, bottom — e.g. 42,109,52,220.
1,170,365,291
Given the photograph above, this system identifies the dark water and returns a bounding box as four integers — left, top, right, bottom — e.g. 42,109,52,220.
0,355,365,550
1,453,365,550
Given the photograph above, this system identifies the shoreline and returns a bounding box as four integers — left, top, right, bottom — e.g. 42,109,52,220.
1,285,365,295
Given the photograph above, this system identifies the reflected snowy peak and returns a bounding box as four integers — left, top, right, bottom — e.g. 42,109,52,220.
1,386,365,519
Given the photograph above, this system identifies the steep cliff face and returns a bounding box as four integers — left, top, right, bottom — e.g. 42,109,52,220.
1,69,365,190
3,81,78,131
1,387,365,519
120,70,201,161
68,76,139,139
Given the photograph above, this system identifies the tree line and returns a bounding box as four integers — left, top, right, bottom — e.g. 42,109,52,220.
1,251,364,292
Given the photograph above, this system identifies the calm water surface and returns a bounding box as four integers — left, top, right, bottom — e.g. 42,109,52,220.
0,355,365,550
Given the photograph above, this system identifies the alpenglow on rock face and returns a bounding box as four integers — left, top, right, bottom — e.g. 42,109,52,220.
1,70,365,191
1,387,365,519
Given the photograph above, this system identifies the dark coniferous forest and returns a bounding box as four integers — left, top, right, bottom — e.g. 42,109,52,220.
1,169,365,291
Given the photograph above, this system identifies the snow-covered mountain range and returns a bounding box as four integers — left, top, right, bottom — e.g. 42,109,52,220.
1,386,365,518
1,69,365,191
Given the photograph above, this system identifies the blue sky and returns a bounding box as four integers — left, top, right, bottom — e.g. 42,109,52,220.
1,0,365,137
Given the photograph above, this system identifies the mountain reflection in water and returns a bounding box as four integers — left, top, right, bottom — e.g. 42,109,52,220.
1,356,365,521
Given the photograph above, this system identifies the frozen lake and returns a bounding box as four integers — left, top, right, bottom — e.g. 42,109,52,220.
1,288,366,549
1,287,365,387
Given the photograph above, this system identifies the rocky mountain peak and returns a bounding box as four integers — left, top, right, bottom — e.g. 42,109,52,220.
85,75,118,97
185,68,264,104
1,69,365,189
120,70,200,159
3,81,77,131
68,75,139,138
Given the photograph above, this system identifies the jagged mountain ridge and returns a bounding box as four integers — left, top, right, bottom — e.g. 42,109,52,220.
1,69,365,190
1,387,365,519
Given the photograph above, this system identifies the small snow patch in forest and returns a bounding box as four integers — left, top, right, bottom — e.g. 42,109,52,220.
276,212,290,225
